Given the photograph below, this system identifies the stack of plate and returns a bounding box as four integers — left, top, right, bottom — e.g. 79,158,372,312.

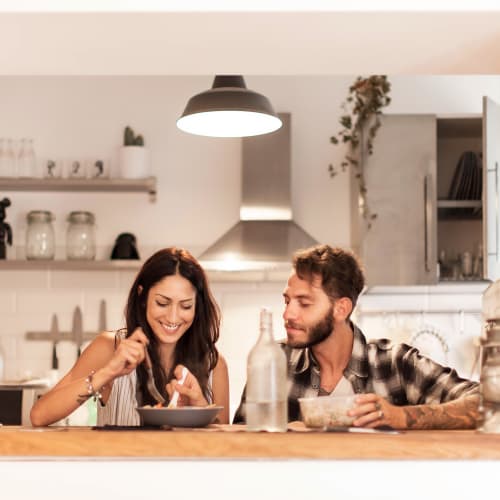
448,151,482,201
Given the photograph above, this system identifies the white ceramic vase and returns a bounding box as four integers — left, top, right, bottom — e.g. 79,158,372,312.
118,146,151,179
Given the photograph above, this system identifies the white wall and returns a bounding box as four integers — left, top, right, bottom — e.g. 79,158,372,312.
0,75,497,420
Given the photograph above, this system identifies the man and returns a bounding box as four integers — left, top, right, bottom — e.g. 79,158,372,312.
234,244,479,429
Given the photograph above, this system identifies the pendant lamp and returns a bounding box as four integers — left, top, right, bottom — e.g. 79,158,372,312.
177,75,282,138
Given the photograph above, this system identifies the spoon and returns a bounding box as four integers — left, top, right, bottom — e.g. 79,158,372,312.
143,348,165,406
168,367,189,408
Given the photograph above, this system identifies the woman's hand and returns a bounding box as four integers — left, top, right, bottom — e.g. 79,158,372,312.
166,364,209,407
104,327,149,379
348,393,406,429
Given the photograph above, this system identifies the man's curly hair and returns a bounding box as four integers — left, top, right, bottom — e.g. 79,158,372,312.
293,244,365,309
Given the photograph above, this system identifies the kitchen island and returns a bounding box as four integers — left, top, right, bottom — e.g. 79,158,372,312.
1,426,498,500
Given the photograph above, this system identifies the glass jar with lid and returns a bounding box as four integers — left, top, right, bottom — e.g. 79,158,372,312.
26,210,55,260
66,211,96,260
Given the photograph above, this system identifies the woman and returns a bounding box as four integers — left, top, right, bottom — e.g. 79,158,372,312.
31,247,229,426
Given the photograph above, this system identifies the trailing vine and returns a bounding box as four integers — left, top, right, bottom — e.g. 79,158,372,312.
328,75,391,227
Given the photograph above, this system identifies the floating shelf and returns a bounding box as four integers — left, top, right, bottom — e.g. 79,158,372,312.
437,199,482,209
0,259,291,282
0,176,157,201
0,260,143,271
437,199,482,220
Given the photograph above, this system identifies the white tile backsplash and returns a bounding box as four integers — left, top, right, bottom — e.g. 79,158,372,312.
16,290,83,314
50,270,120,289
117,270,139,290
0,292,16,313
359,293,428,312
0,270,49,289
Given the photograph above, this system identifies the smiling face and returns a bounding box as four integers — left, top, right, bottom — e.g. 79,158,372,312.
145,273,197,345
283,271,335,349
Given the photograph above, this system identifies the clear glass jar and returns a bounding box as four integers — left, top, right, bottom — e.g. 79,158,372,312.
17,138,37,178
26,210,55,260
66,211,96,260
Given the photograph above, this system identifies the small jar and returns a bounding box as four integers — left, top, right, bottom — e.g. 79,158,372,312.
66,211,96,260
461,251,473,278
26,210,55,260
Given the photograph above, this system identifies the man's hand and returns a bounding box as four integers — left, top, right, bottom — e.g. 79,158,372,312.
348,393,406,429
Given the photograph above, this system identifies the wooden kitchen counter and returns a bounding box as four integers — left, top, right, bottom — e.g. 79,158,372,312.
1,425,499,459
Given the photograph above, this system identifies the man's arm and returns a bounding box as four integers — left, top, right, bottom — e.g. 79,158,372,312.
401,393,479,430
351,392,480,430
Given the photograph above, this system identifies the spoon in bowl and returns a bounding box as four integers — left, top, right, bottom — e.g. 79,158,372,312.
167,367,189,408
143,348,166,406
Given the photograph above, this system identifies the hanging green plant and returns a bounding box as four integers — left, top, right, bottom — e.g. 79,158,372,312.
328,75,391,227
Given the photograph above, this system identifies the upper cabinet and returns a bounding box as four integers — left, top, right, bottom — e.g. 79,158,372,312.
354,97,500,286
483,97,500,281
356,114,437,286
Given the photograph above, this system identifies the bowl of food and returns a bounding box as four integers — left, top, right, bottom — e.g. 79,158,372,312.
298,395,356,429
136,405,223,428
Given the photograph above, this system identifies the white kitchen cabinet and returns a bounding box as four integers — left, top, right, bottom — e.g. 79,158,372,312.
354,97,500,286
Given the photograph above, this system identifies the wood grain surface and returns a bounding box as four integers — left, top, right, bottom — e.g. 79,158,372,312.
1,426,499,459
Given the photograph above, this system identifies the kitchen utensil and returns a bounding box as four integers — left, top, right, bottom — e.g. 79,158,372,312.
71,306,83,357
409,323,449,365
136,405,222,428
325,425,400,434
143,349,165,406
98,299,107,332
167,366,189,408
49,314,59,370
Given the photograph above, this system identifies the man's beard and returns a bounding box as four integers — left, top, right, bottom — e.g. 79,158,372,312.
287,305,334,349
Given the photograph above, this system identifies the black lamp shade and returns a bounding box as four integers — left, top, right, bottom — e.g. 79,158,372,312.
177,75,282,137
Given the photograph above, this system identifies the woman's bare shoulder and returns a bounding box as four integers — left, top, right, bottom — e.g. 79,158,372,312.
214,353,228,374
85,330,122,357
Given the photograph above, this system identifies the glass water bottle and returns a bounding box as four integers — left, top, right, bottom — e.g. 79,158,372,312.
246,307,288,432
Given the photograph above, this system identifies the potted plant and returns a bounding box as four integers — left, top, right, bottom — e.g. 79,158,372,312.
118,126,151,179
328,75,391,228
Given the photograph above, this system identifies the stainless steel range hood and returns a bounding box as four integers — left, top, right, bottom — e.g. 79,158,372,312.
199,113,318,271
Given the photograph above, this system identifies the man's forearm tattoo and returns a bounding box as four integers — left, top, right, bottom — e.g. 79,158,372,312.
402,395,480,430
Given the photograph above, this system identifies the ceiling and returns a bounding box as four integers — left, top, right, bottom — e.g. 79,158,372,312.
1,6,500,74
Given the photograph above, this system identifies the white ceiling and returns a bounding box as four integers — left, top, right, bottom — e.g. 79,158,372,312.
1,7,500,74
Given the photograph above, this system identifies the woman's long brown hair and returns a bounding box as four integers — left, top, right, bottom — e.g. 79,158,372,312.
124,247,220,406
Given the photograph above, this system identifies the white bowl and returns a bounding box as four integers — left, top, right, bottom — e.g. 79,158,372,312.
136,405,222,427
298,395,356,428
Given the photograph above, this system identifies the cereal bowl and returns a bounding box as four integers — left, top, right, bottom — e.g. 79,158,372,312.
136,405,223,427
298,395,356,428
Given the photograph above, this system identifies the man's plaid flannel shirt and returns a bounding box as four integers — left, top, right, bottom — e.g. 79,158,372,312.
233,324,478,423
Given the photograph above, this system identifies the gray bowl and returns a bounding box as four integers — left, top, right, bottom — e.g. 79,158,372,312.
136,406,223,427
